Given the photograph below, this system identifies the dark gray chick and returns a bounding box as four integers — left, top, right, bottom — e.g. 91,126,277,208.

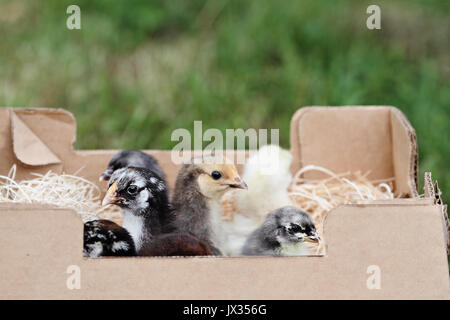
99,150,165,182
241,206,320,256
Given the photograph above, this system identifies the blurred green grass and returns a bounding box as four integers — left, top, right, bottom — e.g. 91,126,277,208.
0,0,449,202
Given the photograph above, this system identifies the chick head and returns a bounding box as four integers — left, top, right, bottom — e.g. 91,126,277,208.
191,155,247,199
102,167,168,216
271,206,320,245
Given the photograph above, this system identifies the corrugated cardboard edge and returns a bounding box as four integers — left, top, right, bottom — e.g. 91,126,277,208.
425,172,449,253
290,106,418,197
390,107,419,197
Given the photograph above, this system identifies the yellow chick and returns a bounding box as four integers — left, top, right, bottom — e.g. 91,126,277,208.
222,145,293,256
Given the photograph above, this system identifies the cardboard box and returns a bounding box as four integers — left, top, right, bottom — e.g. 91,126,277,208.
0,106,448,299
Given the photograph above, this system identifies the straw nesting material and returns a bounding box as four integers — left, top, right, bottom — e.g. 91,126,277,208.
0,163,397,255
288,165,396,255
0,165,122,224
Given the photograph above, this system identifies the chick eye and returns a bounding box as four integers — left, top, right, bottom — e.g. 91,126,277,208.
290,224,302,233
211,171,222,180
127,185,138,195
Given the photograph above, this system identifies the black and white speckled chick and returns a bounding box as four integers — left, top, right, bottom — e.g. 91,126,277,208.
83,219,136,258
103,167,173,254
241,206,320,256
99,150,165,182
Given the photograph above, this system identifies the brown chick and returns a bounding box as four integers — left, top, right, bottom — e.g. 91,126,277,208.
171,155,247,256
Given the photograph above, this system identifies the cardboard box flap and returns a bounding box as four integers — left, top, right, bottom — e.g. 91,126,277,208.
390,107,418,197
290,106,418,197
11,111,61,166
0,108,77,180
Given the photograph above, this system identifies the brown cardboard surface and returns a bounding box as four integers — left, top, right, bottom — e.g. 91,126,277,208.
390,108,418,197
290,106,418,197
425,172,450,253
0,203,447,299
0,106,448,299
11,111,61,166
0,108,74,180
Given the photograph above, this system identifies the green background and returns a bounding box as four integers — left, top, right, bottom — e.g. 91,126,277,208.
0,0,449,202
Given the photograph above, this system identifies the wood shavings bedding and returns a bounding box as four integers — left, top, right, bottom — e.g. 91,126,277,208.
288,165,396,255
1,163,397,256
0,165,122,224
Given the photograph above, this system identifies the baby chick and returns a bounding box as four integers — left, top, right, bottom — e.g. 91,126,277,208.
99,150,165,182
241,206,320,256
83,219,136,258
102,167,172,252
171,155,247,255
222,145,293,255
232,144,293,223
103,167,211,256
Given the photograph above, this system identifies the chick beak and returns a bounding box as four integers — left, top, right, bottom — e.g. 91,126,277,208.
228,177,248,189
304,235,320,244
102,181,123,206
